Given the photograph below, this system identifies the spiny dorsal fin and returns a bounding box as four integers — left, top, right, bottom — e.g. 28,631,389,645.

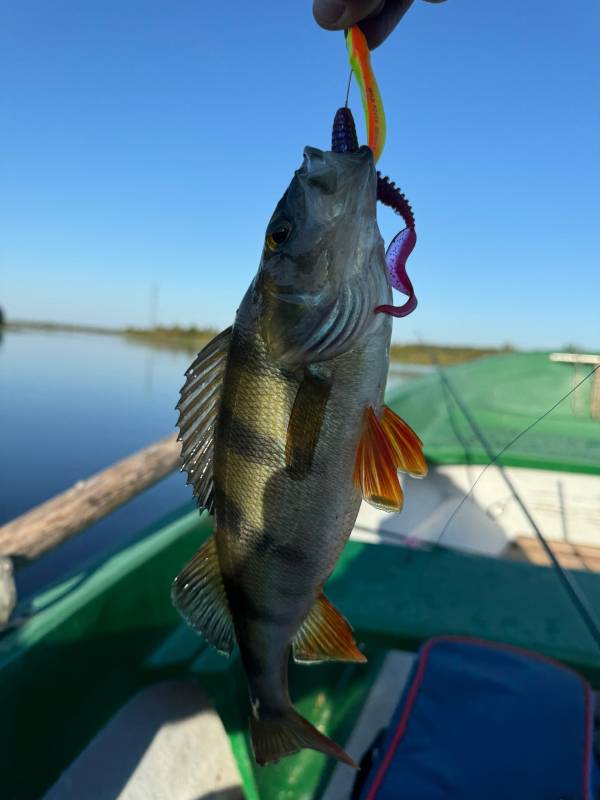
293,593,366,664
171,535,235,656
353,405,427,512
176,326,232,514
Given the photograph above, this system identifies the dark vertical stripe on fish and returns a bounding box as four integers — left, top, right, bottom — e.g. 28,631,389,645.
213,487,307,566
218,405,284,465
225,330,274,382
252,532,308,566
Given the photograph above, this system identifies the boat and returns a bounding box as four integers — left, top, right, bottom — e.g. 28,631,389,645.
1,350,599,799
357,350,600,559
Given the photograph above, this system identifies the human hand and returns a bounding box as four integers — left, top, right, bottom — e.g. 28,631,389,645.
313,0,446,49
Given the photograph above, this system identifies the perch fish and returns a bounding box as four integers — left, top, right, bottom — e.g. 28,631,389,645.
172,140,426,767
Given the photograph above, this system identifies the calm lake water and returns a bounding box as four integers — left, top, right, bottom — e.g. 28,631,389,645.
0,328,426,598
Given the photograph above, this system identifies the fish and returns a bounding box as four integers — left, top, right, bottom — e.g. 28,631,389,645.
172,141,427,767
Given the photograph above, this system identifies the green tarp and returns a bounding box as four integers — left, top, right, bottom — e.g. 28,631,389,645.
388,352,600,474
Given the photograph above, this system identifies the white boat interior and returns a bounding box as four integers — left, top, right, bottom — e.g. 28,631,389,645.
352,463,600,559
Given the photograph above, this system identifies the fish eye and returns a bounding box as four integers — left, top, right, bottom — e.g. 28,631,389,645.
266,222,291,252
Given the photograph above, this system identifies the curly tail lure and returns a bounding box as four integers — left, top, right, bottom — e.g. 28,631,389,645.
333,27,417,318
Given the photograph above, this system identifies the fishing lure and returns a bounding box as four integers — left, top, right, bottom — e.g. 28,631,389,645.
337,26,418,318
345,26,386,162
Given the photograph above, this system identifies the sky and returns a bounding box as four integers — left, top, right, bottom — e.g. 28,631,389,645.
1,0,599,349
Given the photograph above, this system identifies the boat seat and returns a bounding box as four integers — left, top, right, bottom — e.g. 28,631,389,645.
44,680,243,800
355,636,596,800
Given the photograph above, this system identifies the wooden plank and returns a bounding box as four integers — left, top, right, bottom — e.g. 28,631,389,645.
0,435,181,561
550,352,600,365
507,536,600,573
592,370,600,420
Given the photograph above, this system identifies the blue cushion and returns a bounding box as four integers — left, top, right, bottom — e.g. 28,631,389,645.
359,637,595,800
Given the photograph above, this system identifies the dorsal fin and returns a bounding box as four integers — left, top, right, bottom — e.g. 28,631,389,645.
176,326,232,513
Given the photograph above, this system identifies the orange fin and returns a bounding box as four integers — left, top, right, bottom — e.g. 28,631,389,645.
293,593,366,664
381,406,428,478
250,706,357,767
354,407,404,511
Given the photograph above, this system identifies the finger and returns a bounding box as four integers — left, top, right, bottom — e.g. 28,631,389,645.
358,0,415,49
312,0,384,31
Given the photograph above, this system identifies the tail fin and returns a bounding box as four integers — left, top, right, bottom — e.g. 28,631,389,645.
250,707,357,768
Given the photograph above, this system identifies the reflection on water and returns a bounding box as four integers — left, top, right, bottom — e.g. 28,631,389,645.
0,329,428,597
0,330,195,596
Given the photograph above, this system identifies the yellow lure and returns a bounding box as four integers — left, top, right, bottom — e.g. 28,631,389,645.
345,25,386,163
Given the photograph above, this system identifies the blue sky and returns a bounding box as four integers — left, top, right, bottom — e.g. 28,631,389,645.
1,0,599,349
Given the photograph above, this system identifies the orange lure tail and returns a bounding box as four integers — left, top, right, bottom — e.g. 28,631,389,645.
345,26,386,163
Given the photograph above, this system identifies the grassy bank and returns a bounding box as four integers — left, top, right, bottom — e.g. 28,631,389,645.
127,326,508,364
5,320,120,336
124,325,217,352
389,343,510,365
6,320,511,365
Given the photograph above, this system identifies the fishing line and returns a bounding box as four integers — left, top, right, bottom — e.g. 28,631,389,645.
424,351,600,652
344,69,353,108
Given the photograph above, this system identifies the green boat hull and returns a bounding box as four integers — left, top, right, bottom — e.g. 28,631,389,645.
3,352,600,798
3,502,600,799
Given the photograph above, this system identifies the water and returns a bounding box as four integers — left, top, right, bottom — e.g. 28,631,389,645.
0,328,425,598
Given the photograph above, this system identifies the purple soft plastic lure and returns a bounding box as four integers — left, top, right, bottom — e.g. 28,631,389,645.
332,107,417,318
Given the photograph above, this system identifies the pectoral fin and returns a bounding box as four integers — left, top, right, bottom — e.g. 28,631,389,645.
285,370,331,480
293,593,366,664
171,535,235,656
354,406,404,512
353,405,427,512
381,406,427,477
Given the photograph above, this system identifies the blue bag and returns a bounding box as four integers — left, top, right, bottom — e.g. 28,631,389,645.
358,636,596,800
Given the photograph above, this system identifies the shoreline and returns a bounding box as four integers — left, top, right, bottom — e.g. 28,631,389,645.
3,320,512,365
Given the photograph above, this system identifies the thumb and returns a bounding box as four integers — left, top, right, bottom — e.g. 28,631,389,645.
312,0,384,31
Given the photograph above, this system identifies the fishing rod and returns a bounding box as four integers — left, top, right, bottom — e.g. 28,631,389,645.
430,355,600,654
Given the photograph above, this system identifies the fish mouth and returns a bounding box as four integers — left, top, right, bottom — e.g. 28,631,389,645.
299,145,374,200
